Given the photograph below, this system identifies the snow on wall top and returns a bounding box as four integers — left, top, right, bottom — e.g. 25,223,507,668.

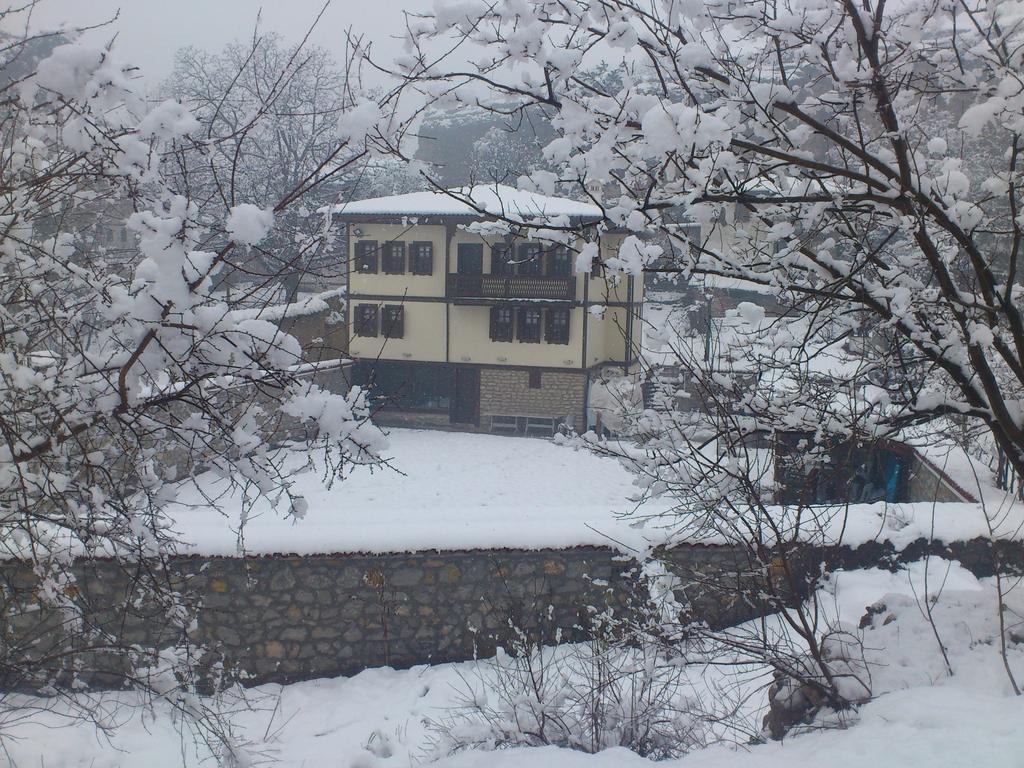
326,184,603,222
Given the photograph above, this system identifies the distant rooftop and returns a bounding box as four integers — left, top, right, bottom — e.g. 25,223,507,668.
326,184,603,222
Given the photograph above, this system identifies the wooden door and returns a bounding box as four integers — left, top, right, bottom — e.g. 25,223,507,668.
457,244,484,274
451,367,480,425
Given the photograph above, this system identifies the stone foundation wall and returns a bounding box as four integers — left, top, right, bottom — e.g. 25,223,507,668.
371,410,453,430
480,368,586,427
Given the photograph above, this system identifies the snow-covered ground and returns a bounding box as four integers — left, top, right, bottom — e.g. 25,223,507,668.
7,557,1023,767
167,428,658,556
163,428,1024,558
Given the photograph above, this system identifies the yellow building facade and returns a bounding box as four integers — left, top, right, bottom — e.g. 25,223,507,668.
330,186,643,435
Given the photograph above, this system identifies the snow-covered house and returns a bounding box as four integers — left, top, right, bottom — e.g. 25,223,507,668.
327,185,643,435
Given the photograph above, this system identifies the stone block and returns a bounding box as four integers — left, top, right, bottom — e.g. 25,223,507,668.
265,640,286,659
390,568,424,587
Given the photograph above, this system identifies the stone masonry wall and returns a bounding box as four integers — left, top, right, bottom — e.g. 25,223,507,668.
279,294,347,363
1,546,754,689
480,368,587,427
3,539,1017,691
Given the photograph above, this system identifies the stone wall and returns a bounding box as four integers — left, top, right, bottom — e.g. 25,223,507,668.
0,545,754,689
3,539,1018,691
370,410,453,430
278,293,347,363
480,368,587,428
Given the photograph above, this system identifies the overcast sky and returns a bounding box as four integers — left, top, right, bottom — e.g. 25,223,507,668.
13,0,415,88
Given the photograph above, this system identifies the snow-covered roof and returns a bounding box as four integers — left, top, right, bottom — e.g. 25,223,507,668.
326,184,603,222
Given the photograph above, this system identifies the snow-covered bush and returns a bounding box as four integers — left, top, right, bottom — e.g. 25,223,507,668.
426,570,745,759
428,621,706,759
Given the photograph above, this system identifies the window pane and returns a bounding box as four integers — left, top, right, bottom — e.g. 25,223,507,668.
383,305,404,338
545,308,570,344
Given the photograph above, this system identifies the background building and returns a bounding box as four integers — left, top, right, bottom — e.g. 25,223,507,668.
328,185,643,435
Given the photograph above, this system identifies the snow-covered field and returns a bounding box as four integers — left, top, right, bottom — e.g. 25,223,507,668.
167,428,659,556
163,428,1024,558
7,558,1023,767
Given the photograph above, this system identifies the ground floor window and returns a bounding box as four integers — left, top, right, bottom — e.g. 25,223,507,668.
489,414,557,436
355,361,452,412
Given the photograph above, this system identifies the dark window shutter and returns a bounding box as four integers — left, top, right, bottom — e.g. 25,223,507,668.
491,244,510,275
550,246,572,277
457,243,484,275
489,307,500,340
383,242,406,274
528,370,542,389
517,243,542,276
355,304,378,337
355,241,378,273
383,305,404,338
411,242,433,275
545,308,570,344
489,307,512,341
518,308,541,343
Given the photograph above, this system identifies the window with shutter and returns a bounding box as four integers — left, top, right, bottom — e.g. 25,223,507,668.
489,307,513,341
382,305,404,338
545,308,570,344
354,304,379,337
491,244,511,275
354,241,378,273
382,242,406,274
517,243,543,275
410,242,434,274
528,370,542,389
517,308,541,343
549,246,572,277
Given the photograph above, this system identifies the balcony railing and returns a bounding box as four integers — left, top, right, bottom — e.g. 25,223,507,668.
447,274,575,302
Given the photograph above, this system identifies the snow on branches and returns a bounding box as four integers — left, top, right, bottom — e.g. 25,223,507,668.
0,16,385,723
388,0,1024,483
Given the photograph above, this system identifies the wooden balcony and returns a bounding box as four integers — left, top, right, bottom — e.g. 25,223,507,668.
446,274,575,303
